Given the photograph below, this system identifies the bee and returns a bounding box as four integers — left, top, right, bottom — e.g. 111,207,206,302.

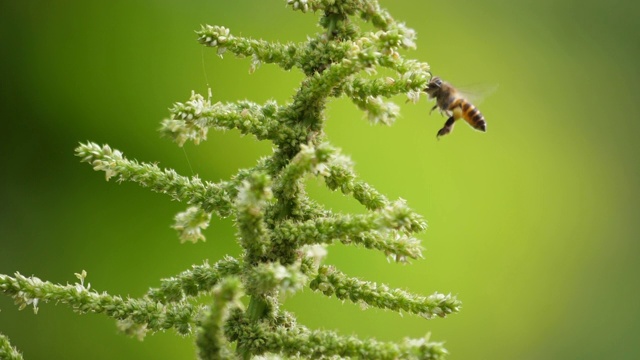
424,76,487,139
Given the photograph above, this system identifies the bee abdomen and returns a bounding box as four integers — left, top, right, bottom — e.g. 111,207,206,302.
460,100,486,132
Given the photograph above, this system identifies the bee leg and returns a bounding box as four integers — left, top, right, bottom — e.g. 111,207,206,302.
436,116,456,139
429,104,438,115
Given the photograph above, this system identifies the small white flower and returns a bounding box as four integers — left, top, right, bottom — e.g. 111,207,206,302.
172,207,211,243
301,244,328,265
406,90,422,104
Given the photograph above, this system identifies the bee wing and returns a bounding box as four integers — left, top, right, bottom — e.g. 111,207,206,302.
455,83,498,106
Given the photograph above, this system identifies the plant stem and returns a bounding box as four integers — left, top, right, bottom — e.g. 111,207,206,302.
237,295,269,360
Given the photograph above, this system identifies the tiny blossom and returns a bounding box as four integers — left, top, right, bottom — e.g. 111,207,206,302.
249,55,262,74
288,0,310,12
406,89,422,104
364,66,378,76
74,270,87,286
172,206,212,243
301,244,328,266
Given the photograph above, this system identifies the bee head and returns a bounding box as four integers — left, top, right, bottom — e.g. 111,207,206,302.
424,76,443,97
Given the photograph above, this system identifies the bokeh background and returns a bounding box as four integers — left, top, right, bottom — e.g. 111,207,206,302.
2,0,639,359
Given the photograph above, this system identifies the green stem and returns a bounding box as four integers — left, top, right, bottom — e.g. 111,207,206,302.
237,296,269,360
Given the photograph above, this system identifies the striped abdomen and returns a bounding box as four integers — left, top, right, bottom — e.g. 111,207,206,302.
449,97,486,132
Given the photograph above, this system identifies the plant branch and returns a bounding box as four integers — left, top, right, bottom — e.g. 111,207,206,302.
311,266,462,319
195,277,243,360
197,25,299,70
0,272,198,336
0,333,23,360
75,142,264,218
146,256,241,302
227,310,448,360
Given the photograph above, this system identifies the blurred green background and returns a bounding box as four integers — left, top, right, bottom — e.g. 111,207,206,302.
1,0,639,359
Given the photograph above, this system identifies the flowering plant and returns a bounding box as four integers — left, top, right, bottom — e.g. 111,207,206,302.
1,1,460,358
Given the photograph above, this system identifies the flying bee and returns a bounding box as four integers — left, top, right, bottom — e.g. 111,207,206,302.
424,76,487,139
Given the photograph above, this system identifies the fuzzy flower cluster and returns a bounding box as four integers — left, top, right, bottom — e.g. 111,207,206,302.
0,1,460,359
